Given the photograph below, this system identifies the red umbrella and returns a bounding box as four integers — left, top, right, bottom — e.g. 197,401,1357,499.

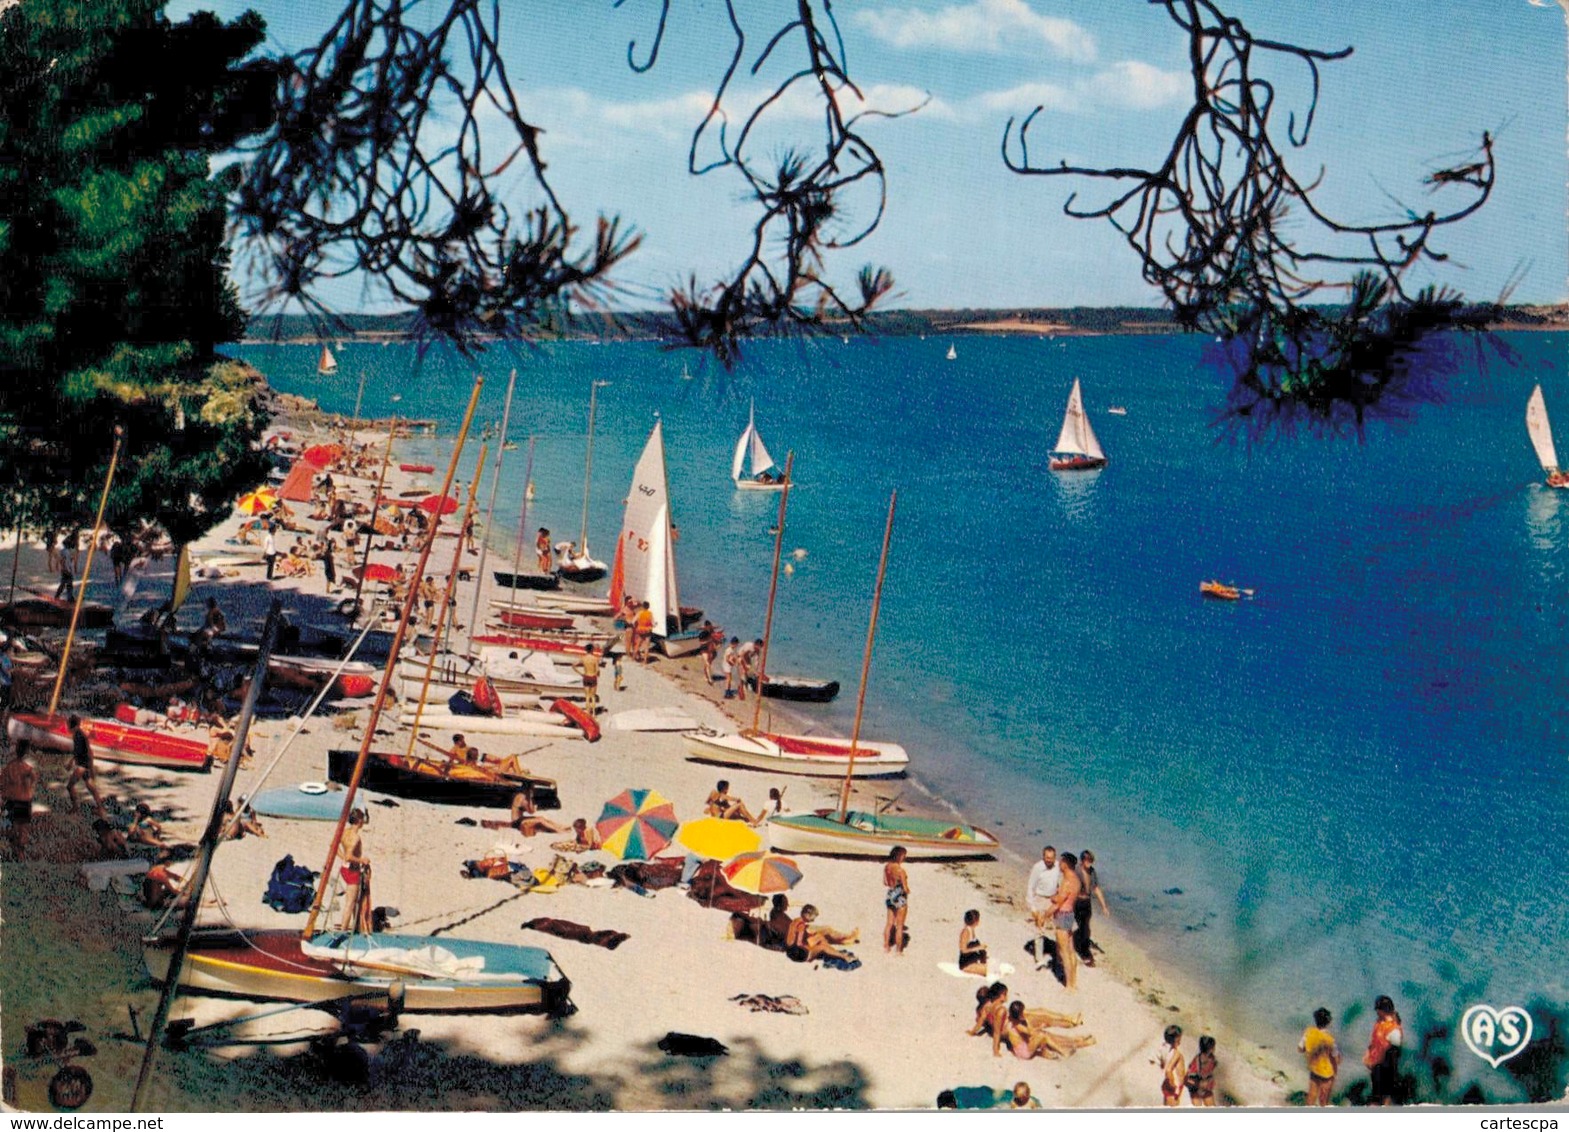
355,563,399,584
301,443,344,468
419,494,459,515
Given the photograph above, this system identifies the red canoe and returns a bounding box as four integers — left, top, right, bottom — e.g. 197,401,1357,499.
495,608,575,632
550,699,600,743
6,712,213,772
399,463,436,474
473,633,591,656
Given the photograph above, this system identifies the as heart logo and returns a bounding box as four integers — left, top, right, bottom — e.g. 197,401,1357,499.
1460,1005,1533,1068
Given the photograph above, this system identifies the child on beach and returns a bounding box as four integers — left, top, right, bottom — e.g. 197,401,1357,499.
723,637,744,699
1300,1007,1340,1106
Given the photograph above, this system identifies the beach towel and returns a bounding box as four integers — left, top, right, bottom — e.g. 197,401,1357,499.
521,917,630,950
608,858,685,892
729,994,808,1015
937,961,1016,981
685,860,765,913
821,956,862,972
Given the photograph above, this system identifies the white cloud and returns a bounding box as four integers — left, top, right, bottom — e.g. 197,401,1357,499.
975,81,1076,115
1083,60,1190,111
854,0,1096,63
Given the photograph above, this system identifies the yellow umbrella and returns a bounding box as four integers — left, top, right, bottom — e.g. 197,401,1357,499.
236,488,279,516
676,817,762,862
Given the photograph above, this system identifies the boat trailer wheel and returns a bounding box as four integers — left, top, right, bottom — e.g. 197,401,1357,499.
48,1065,93,1110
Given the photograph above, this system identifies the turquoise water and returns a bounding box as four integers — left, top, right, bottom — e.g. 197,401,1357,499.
254,331,1569,1061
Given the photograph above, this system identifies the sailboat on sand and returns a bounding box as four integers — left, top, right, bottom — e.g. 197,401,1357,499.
612,420,705,657
558,380,610,582
1526,385,1569,489
732,401,788,491
140,381,572,1018
761,494,999,859
1048,378,1107,471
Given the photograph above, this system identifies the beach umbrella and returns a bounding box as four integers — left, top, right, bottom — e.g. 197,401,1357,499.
301,443,343,467
596,788,679,860
418,493,460,516
676,817,762,862
720,851,803,896
355,563,399,584
236,489,279,516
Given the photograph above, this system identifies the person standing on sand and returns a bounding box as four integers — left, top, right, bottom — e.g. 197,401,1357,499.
419,574,438,628
633,601,655,664
1025,846,1059,970
1184,1035,1218,1106
1363,995,1403,1106
264,523,278,580
574,643,601,714
65,715,105,816
738,637,763,693
319,536,338,592
339,808,371,932
723,637,745,699
1050,851,1082,991
1073,849,1110,966
535,527,552,574
883,845,910,955
1156,1025,1185,1107
55,560,74,602
2,742,38,855
699,621,720,683
1299,1007,1340,1106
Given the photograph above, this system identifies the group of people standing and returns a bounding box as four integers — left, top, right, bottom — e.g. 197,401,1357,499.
1025,845,1110,992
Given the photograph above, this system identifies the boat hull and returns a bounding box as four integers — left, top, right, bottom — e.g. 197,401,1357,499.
143,928,571,1014
493,608,575,632
681,730,907,778
327,749,560,809
1049,455,1107,471
749,676,840,703
734,479,787,492
556,562,607,583
766,810,999,860
1,595,114,630
655,631,707,658
492,570,561,592
7,713,212,772
398,710,580,740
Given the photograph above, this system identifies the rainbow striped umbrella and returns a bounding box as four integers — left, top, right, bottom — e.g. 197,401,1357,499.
596,788,679,860
720,851,803,896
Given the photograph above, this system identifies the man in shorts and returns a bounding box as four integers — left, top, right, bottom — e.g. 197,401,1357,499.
574,644,601,714
2,741,38,855
65,715,106,816
1051,852,1084,991
1025,845,1059,969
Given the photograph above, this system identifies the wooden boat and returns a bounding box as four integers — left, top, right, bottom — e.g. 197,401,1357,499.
7,712,213,772
1107,406,1128,416
766,809,999,860
471,632,597,657
1526,385,1569,488
268,655,379,698
398,709,580,739
326,748,560,810
493,569,561,592
399,463,435,474
1199,580,1252,601
683,729,907,778
397,652,578,697
492,607,575,632
750,675,840,703
732,401,788,491
1048,378,1107,471
530,592,613,615
1,592,114,630
144,928,571,1014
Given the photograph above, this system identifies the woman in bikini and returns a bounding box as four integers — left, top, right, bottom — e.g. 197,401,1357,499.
883,845,909,955
999,1001,1097,1060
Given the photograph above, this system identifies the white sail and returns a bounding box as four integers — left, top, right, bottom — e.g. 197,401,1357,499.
1053,378,1104,461
946,344,957,361
1527,385,1560,472
731,402,776,482
618,420,680,636
318,345,337,375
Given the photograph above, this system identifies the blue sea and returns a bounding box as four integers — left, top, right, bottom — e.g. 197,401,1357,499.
254,330,1569,1064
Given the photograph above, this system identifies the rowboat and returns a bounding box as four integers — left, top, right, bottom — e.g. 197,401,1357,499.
766,809,1000,860
326,748,560,810
1048,378,1107,471
529,592,613,615
732,401,788,491
493,569,561,591
682,729,908,778
397,708,581,740
397,652,578,697
472,633,598,657
143,928,571,1014
1526,385,1569,489
7,712,213,772
491,606,576,632
1,592,114,630
750,676,840,703
1199,580,1251,601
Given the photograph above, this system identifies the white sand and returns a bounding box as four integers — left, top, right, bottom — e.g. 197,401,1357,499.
0,407,1293,1111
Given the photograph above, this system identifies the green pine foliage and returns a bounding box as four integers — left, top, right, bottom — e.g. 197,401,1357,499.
0,0,275,542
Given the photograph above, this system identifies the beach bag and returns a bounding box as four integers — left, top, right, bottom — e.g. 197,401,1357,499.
263,855,318,914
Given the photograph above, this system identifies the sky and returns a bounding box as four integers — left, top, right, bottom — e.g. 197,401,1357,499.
168,0,1569,312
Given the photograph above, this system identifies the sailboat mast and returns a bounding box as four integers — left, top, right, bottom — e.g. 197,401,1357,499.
48,426,123,716
469,369,518,639
837,491,897,820
304,375,485,938
351,368,367,430
351,419,398,620
507,436,537,608
579,380,607,554
406,445,487,756
749,451,794,735
131,600,283,1112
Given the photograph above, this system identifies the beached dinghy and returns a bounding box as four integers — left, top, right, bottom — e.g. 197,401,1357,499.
683,729,907,777
488,605,576,632
493,569,561,592
397,708,581,739
1527,385,1569,488
326,748,560,809
767,809,1000,860
144,928,571,1014
750,675,840,703
8,712,213,772
1,592,114,630
1048,378,1107,471
397,651,578,698
530,592,614,615
732,401,788,491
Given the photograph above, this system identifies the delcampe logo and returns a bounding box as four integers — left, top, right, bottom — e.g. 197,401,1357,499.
1460,1005,1533,1068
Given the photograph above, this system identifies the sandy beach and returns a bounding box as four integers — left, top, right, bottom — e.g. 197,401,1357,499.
0,400,1294,1112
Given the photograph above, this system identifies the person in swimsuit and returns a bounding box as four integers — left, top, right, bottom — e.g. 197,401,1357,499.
1299,1007,1340,1106
704,780,761,825
958,908,988,974
127,803,166,848
551,818,602,853
1,742,38,855
784,905,858,962
1185,1034,1218,1106
509,790,569,837
1363,995,1403,1106
65,715,106,816
632,602,655,664
574,644,601,715
536,528,553,574
1051,851,1083,990
883,845,909,955
1157,1025,1186,1106
998,1001,1097,1060
339,808,370,932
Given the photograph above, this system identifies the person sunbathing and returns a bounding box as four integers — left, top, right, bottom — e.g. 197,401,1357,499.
705,780,762,825
128,804,165,847
142,863,186,911
970,983,1081,1040
550,818,602,853
997,1000,1097,1061
509,790,569,837
784,905,860,963
92,818,129,859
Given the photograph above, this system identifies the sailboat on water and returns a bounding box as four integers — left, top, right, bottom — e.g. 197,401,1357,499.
761,494,999,859
317,344,338,376
732,401,788,491
1526,385,1569,489
141,384,572,1016
1048,378,1107,471
611,419,705,656
946,344,957,361
558,380,610,582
